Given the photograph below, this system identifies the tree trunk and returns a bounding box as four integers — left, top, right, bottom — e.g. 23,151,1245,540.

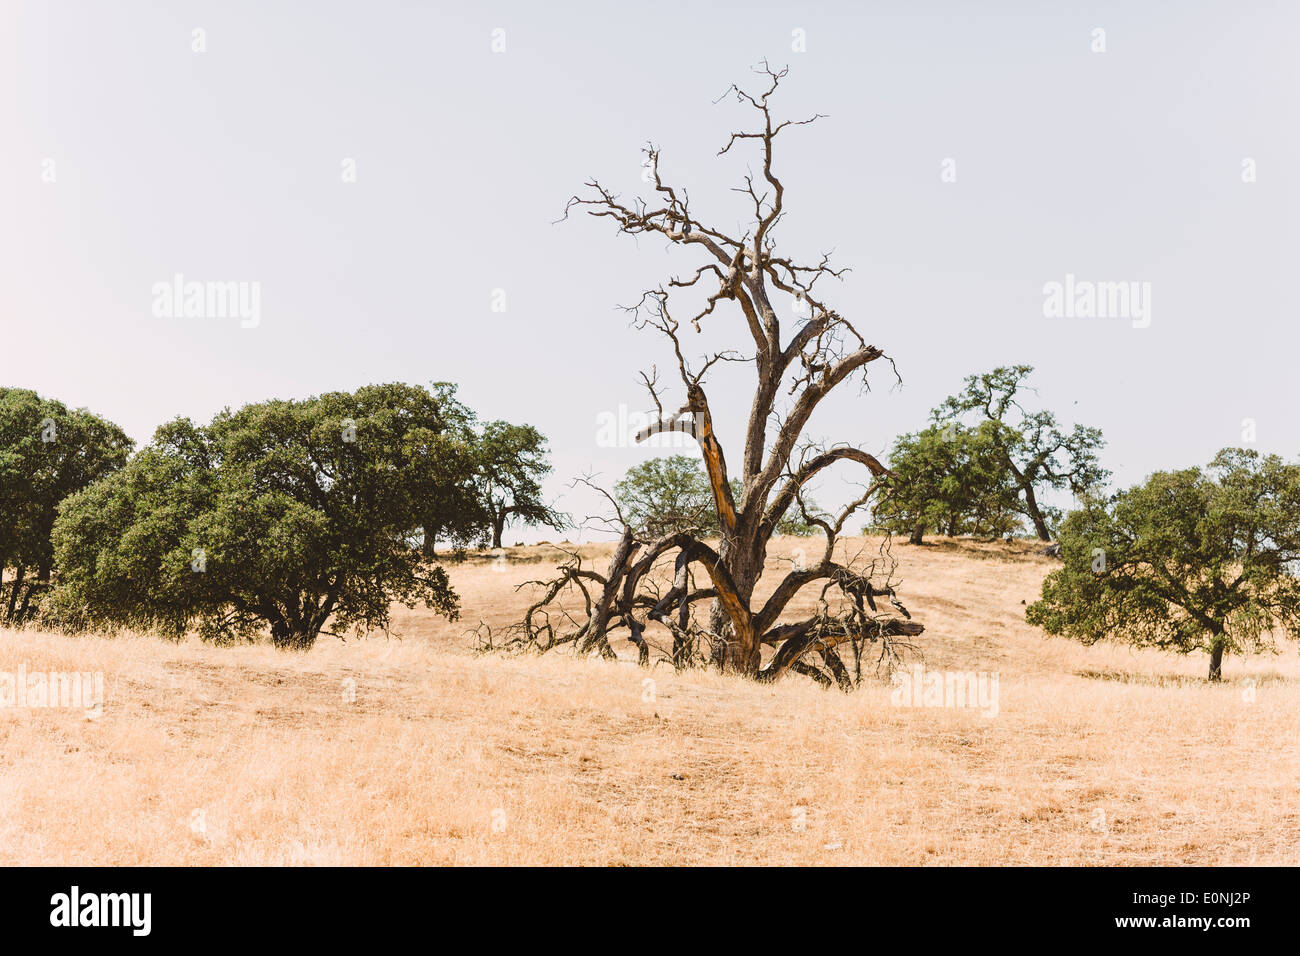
707,532,765,676
909,522,924,546
580,527,637,659
491,510,507,550
16,563,53,623
269,617,316,651
1208,639,1225,682
1021,482,1052,541
5,566,24,621
17,580,37,622
270,618,290,649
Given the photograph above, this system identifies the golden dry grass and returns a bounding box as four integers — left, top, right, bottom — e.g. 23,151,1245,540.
1,536,1297,865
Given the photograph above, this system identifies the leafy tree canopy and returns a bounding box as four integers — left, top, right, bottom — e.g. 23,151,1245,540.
614,455,716,539
46,383,477,649
615,454,824,539
873,421,1022,544
1026,448,1300,680
472,421,565,549
0,388,133,622
935,365,1107,541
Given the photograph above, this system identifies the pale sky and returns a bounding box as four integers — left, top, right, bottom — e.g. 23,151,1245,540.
4,1,1297,542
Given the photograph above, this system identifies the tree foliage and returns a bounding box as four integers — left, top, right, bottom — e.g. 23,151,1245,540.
1026,448,1300,680
472,421,565,549
873,421,1022,544
614,456,717,539
614,455,824,540
0,388,133,623
412,387,489,555
935,365,1107,541
46,383,475,649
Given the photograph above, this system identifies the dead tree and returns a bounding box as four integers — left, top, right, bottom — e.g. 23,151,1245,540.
482,63,923,685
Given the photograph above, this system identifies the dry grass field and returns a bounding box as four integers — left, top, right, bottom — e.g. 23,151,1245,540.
1,536,1296,866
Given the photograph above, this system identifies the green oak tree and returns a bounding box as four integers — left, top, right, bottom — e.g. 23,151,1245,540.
615,455,824,539
614,455,716,539
473,421,565,549
1026,448,1300,681
46,383,477,649
873,421,1022,544
412,386,495,555
0,388,133,623
935,365,1107,541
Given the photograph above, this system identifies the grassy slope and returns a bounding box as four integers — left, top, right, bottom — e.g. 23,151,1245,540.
0,537,1296,865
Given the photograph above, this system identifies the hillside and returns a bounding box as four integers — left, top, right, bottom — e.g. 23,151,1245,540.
1,537,1296,865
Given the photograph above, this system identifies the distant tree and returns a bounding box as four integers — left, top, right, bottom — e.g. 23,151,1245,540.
773,497,825,537
1026,449,1300,681
614,455,716,538
873,421,1021,544
935,365,1107,541
615,455,825,539
473,421,565,550
47,383,474,649
411,386,490,556
762,473,826,537
0,388,132,623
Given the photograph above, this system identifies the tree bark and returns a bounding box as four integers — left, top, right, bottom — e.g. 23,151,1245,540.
6,565,25,621
707,532,764,675
909,522,924,546
543,66,918,686
18,562,53,621
491,510,507,550
579,527,638,659
1005,458,1053,541
1021,481,1052,541
1208,639,1225,682
270,616,316,651
17,580,37,621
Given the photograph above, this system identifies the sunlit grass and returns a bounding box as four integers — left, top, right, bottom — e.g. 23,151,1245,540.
1,537,1295,865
